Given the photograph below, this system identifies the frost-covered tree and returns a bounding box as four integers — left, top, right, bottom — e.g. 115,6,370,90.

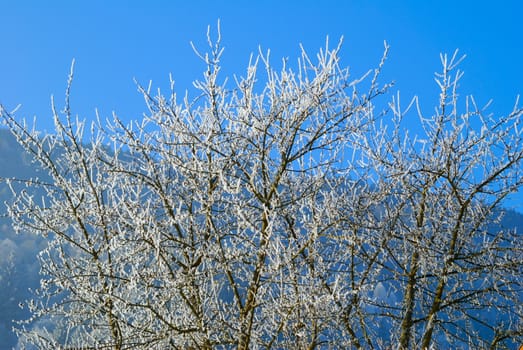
1,27,522,349
357,52,523,349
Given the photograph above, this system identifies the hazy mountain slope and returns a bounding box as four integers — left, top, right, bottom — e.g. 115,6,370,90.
0,128,521,349
0,129,48,349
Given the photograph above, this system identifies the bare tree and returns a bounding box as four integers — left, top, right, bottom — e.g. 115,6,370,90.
1,27,522,349
358,51,523,349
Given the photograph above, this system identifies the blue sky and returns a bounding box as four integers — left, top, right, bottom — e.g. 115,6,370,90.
1,0,522,210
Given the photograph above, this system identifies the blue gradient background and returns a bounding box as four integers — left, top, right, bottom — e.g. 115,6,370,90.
1,0,521,210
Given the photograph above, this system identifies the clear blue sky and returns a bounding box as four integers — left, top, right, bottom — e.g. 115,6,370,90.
1,0,522,210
